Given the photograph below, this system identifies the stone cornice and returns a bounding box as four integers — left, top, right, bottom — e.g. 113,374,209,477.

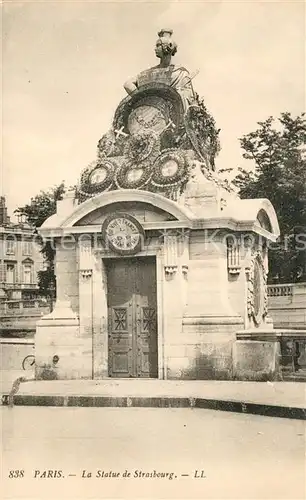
38,190,279,242
38,217,278,240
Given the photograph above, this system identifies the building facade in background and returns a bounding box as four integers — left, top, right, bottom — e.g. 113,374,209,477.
0,197,47,335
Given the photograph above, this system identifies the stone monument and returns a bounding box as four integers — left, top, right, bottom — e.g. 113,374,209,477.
35,30,280,381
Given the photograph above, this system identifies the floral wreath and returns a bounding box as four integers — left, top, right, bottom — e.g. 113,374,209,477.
97,131,126,158
151,149,190,187
124,130,160,164
114,161,152,190
80,159,116,194
97,131,116,158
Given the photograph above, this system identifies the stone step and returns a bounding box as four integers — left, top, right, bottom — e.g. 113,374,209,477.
283,371,306,382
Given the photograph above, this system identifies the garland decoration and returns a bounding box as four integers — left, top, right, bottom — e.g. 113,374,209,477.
247,250,268,326
123,130,160,164
151,149,190,188
184,94,221,169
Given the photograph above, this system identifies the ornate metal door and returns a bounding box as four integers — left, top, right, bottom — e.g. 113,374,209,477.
106,257,158,378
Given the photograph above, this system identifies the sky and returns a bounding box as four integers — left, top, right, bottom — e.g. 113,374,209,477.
2,0,305,217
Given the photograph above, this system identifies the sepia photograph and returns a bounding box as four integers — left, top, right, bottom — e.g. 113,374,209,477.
1,1,306,499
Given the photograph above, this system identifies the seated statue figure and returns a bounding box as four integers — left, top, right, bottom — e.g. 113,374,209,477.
123,29,195,110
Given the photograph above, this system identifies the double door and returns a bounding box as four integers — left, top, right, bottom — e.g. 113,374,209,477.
106,257,158,378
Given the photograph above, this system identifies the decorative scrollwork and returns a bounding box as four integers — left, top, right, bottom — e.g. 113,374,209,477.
142,307,157,332
113,308,127,331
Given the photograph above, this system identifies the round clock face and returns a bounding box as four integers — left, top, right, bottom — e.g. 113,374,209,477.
127,105,167,135
102,214,144,255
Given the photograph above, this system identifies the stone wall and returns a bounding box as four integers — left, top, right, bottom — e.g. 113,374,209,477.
165,230,244,380
268,283,306,329
55,239,79,313
0,338,34,371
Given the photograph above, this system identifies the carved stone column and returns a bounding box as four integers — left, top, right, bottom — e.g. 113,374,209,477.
92,254,109,378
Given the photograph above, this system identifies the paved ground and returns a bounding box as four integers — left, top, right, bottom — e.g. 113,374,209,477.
1,371,306,411
2,406,305,500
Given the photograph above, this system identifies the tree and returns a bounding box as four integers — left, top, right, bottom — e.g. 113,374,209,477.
232,112,306,283
15,182,66,301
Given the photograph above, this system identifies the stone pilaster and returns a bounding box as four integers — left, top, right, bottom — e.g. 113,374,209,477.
185,234,239,319
78,237,93,339
162,230,190,378
92,254,109,378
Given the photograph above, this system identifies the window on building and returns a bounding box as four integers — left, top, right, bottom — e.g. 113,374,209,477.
22,240,32,256
17,214,26,224
23,263,33,284
22,290,38,300
6,238,16,255
6,263,16,283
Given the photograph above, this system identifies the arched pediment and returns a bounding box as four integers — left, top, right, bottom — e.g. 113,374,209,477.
224,198,280,239
22,258,34,264
57,190,195,228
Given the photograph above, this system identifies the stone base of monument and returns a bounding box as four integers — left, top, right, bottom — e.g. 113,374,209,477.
163,315,244,380
35,301,92,381
233,330,282,381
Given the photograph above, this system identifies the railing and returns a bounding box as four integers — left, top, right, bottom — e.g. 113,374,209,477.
267,284,293,297
0,283,39,289
268,282,306,329
0,299,50,315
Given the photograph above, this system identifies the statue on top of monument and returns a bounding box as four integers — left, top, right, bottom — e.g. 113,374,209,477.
123,29,195,109
78,29,222,202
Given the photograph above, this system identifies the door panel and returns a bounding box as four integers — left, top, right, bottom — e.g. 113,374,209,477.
106,257,157,378
136,306,158,377
108,307,132,377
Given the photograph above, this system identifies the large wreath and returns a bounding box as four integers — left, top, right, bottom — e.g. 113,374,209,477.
124,130,160,164
114,161,152,190
80,159,116,194
151,149,190,187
